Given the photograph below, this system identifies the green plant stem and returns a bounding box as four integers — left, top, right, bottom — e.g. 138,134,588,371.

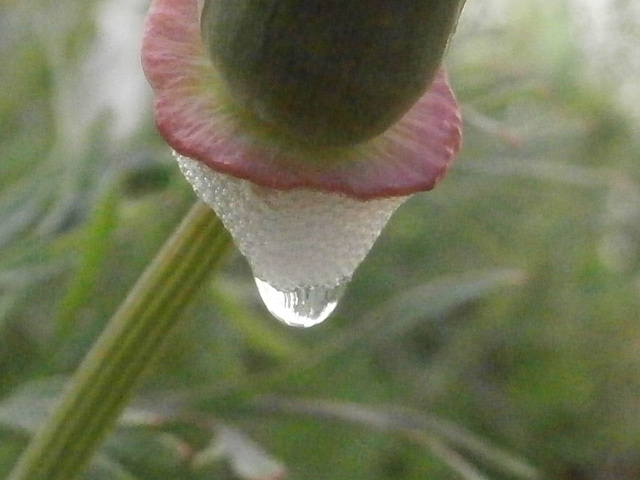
9,200,232,480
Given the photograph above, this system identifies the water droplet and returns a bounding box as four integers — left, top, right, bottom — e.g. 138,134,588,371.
175,154,408,327
255,278,347,328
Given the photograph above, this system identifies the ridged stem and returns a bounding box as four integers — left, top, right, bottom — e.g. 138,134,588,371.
9,201,232,480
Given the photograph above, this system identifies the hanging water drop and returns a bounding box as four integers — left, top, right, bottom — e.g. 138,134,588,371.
254,278,347,328
175,153,407,326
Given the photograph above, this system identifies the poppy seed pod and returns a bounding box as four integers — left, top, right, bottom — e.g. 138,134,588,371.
201,0,464,146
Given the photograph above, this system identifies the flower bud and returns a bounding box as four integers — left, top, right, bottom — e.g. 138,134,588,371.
142,0,464,325
201,0,463,146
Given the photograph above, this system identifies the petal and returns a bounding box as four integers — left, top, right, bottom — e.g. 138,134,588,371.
142,0,462,200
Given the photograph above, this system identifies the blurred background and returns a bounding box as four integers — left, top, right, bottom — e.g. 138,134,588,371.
1,0,640,479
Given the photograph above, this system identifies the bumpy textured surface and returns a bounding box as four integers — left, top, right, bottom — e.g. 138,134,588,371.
177,154,407,290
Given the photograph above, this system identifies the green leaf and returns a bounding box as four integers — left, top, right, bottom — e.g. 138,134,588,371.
85,455,141,480
329,269,526,355
55,180,120,340
253,397,538,480
194,425,286,480
0,377,66,434
102,429,191,478
211,279,300,360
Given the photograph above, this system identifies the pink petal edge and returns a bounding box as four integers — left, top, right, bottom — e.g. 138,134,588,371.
141,0,462,200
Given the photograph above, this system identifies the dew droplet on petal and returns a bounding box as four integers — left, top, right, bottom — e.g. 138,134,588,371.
175,153,408,326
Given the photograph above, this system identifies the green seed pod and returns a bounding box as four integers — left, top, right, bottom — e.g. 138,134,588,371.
202,0,463,147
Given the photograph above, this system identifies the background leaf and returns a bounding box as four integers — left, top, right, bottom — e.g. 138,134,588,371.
2,0,640,479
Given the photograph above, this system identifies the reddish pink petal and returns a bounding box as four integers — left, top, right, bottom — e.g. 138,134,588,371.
141,0,462,200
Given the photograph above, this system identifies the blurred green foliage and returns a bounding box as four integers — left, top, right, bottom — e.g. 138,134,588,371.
1,0,639,479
